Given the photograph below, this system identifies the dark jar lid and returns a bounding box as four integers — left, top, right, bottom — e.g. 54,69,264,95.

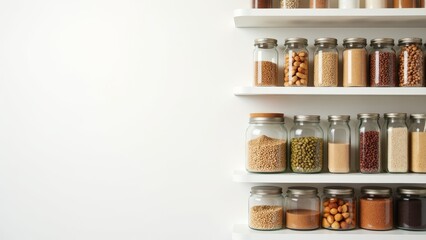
287,186,318,195
324,186,354,195
251,186,282,195
397,187,426,196
362,186,392,195
249,113,285,124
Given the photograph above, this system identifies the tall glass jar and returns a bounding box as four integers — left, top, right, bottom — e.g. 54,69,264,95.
422,0,425,7
252,0,273,8
358,113,381,173
246,113,287,173
249,186,284,231
339,0,360,8
322,187,357,230
254,38,279,86
285,187,320,230
284,38,309,87
398,38,424,87
310,0,329,8
281,0,300,8
365,0,387,8
360,187,393,231
328,115,351,173
384,113,408,173
394,0,417,8
369,38,396,87
343,38,367,87
409,114,426,173
396,187,426,230
314,38,339,87
290,115,324,173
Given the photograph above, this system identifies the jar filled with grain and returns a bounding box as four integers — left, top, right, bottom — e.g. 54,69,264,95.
369,38,396,87
327,115,351,173
290,115,324,173
322,187,356,230
360,187,393,231
249,186,284,231
281,0,300,8
253,38,279,86
252,0,273,8
314,38,338,87
284,187,320,230
396,187,426,230
246,113,287,173
398,38,424,87
310,0,329,8
384,113,408,173
409,114,426,173
284,38,309,87
394,0,417,8
338,0,360,8
365,0,387,8
343,38,367,87
358,113,381,173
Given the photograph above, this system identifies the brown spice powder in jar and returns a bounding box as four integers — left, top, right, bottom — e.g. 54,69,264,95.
360,198,393,230
252,0,273,8
286,209,320,230
328,143,350,173
254,61,278,86
310,0,328,8
394,0,417,8
247,135,287,172
410,132,426,173
343,49,367,87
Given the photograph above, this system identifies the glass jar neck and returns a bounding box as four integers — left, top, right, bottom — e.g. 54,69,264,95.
295,121,319,126
286,43,307,49
329,120,349,126
316,43,337,49
345,43,366,49
386,118,406,124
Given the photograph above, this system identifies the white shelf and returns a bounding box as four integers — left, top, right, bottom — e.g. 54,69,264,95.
234,86,426,96
233,224,426,240
233,170,426,183
234,8,426,28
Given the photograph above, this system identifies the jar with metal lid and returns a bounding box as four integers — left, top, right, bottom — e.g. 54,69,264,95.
246,113,287,173
369,38,396,87
284,38,309,87
253,38,279,87
396,187,426,230
314,38,338,87
360,187,393,231
310,0,330,8
290,115,323,173
284,187,320,230
384,113,408,173
394,0,417,8
252,0,273,8
322,187,356,230
249,186,284,231
281,0,300,8
409,114,426,173
398,38,424,87
328,115,351,173
358,113,381,173
365,0,387,8
343,38,367,87
338,0,360,8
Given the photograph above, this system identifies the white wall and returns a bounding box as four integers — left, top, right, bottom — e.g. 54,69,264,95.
0,0,425,239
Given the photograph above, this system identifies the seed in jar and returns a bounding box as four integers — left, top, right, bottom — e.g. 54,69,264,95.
247,135,286,172
249,205,283,230
281,0,300,8
314,51,338,87
290,137,323,172
254,61,278,86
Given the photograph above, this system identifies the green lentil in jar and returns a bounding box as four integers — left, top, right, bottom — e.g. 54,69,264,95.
291,137,323,173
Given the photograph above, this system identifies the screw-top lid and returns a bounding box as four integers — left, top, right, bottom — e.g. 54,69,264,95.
410,114,426,120
398,37,422,45
315,37,338,46
384,113,407,119
361,186,392,195
285,37,308,46
254,38,278,48
343,37,367,46
371,38,395,47
397,187,426,195
324,186,354,195
249,113,285,123
251,186,282,195
328,115,350,122
287,186,318,195
294,115,320,123
357,113,380,120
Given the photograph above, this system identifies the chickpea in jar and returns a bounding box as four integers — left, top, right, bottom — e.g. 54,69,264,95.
284,38,309,87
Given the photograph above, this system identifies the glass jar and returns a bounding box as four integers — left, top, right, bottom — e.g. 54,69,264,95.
369,38,396,87
409,114,426,173
290,115,324,173
360,187,393,231
328,115,351,173
398,38,424,87
358,113,381,173
246,113,287,173
338,0,360,8
252,0,273,8
249,186,284,231
254,38,279,86
384,113,408,173
284,38,309,87
322,187,357,230
343,38,367,87
422,0,425,7
310,0,329,8
281,0,300,8
285,187,320,230
396,187,426,230
365,0,387,8
394,0,417,8
314,38,338,87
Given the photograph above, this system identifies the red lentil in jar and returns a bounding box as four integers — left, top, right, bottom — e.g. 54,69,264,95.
358,113,381,173
369,38,396,87
360,187,393,231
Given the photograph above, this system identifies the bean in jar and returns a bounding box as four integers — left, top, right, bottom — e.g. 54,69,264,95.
358,113,381,173
281,0,300,8
310,0,329,8
398,38,424,87
369,38,396,87
322,187,356,230
284,38,309,87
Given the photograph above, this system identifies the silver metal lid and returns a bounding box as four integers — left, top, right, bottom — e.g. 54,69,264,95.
251,186,282,195
249,113,285,124
328,115,350,122
357,113,380,120
285,37,308,46
362,186,392,195
287,186,318,195
370,38,395,47
398,37,422,45
254,38,278,48
315,37,337,46
397,187,426,195
343,37,367,46
410,114,426,120
324,186,354,195
294,115,320,123
384,113,407,119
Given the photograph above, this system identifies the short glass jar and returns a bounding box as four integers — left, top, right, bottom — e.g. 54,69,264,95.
290,115,324,173
396,187,426,230
384,113,408,173
253,38,279,86
314,38,339,87
322,187,356,230
365,0,387,8
359,186,393,231
343,38,367,87
246,113,287,173
252,0,273,8
409,114,426,173
249,186,284,231
281,0,300,8
327,115,351,173
358,113,381,173
397,38,424,87
284,38,309,87
369,38,396,87
285,187,320,230
338,0,360,8
310,0,329,8
394,0,417,8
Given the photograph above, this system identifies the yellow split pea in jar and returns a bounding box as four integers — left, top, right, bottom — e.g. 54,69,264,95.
284,38,309,87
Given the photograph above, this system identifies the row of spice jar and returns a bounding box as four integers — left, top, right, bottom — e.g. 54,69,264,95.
249,185,426,231
254,37,425,87
246,113,426,173
253,0,426,9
